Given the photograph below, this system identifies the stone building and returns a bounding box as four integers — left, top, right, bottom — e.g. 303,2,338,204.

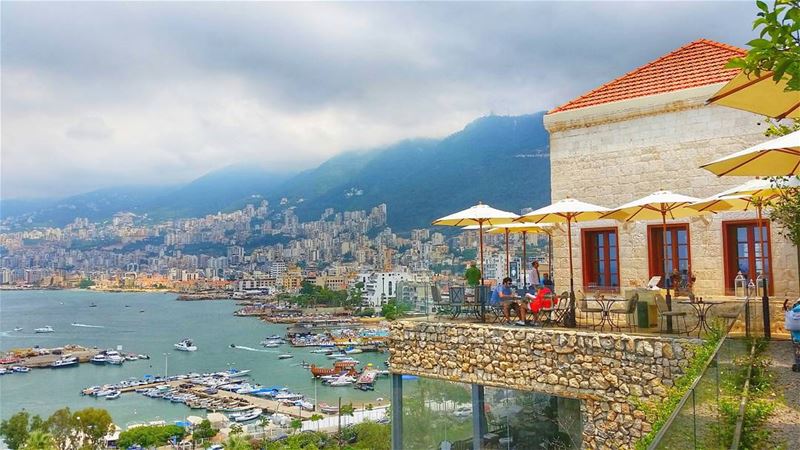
543,39,799,300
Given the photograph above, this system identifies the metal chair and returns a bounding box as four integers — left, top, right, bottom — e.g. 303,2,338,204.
576,290,602,328
610,293,639,331
448,286,467,319
655,293,688,335
432,284,451,317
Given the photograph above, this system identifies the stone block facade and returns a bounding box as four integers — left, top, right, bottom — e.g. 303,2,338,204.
544,84,799,299
389,321,702,449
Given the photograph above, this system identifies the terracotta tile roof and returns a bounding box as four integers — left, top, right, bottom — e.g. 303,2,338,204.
549,39,745,114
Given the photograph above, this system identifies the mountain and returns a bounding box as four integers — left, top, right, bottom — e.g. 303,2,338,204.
288,113,551,231
1,113,551,231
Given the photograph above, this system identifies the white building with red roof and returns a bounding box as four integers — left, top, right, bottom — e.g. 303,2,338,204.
544,39,798,307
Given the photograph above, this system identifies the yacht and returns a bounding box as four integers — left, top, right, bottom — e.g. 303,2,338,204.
174,339,197,352
277,354,293,360
34,326,54,333
106,351,125,365
51,355,79,368
90,354,108,364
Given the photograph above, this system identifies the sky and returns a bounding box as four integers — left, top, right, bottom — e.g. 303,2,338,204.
1,1,757,199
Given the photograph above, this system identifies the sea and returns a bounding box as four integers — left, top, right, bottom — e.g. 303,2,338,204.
0,290,390,426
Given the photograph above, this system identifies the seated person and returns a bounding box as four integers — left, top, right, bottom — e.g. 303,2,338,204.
542,273,554,291
490,277,527,325
526,286,555,314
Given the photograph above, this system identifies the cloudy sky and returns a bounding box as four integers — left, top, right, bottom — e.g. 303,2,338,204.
2,1,756,199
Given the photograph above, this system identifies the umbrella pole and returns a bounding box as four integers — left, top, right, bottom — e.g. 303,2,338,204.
566,218,577,328
479,221,486,323
757,205,771,339
548,232,553,284
522,231,527,288
662,212,673,333
505,229,510,278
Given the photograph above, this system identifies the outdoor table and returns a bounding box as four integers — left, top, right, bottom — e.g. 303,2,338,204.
591,297,625,331
679,300,723,336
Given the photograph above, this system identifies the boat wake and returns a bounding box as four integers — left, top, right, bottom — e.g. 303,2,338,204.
230,345,277,353
70,323,105,328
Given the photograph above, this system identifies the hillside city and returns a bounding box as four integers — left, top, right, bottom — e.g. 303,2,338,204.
0,200,549,306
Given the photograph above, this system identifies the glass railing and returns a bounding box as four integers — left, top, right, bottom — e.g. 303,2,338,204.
400,377,474,450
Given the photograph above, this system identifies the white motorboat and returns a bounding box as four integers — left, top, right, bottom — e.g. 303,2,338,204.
262,342,280,348
34,326,54,333
328,375,355,387
51,355,78,368
273,392,303,401
326,353,347,359
11,366,30,373
232,408,263,422
277,354,293,360
105,351,124,365
124,354,139,361
90,354,107,364
174,338,197,352
106,391,121,400
13,327,23,332
0,368,8,375
224,368,251,378
296,400,315,411
319,403,339,414
344,348,363,354
310,348,332,354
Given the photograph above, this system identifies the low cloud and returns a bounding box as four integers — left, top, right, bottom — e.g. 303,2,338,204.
1,2,757,198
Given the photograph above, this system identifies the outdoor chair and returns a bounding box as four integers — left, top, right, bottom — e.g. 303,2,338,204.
610,293,639,331
431,284,452,317
655,293,688,335
448,286,467,319
539,291,570,326
528,291,555,326
576,291,602,328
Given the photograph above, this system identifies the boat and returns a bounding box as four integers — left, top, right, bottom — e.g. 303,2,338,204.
34,326,54,333
0,368,8,375
326,352,347,359
124,354,139,361
105,351,124,365
224,368,251,378
296,400,315,411
138,354,150,360
344,348,363,354
89,302,97,307
319,403,339,414
266,335,282,340
106,391,121,400
310,360,359,378
13,327,23,332
232,408,263,422
174,339,197,352
273,392,303,401
11,366,30,373
277,354,293,359
262,342,281,348
309,348,333,354
51,355,79,368
90,354,107,364
328,375,354,387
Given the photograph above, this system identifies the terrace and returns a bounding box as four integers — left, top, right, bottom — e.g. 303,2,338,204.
387,288,764,449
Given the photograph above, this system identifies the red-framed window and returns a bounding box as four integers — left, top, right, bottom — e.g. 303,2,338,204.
647,224,691,289
722,220,773,295
581,227,620,292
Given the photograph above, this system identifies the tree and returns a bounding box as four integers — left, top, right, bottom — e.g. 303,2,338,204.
229,423,244,435
223,433,252,450
349,422,390,450
728,0,800,90
289,418,302,434
191,419,217,447
43,409,73,450
118,424,186,449
78,278,94,289
72,408,112,449
1,412,32,450
21,431,55,450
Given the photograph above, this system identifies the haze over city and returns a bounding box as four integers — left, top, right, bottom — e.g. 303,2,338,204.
2,1,756,199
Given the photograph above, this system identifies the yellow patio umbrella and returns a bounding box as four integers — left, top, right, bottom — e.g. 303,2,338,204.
516,198,610,327
487,223,553,286
700,129,800,177
689,178,800,338
707,71,800,120
603,191,703,331
433,202,518,288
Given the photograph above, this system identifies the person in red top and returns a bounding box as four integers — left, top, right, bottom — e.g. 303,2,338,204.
526,286,555,314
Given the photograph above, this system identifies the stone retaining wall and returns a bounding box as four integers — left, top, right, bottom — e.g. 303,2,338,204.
389,321,702,449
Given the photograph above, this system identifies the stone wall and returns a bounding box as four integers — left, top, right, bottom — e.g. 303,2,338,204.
389,321,702,449
544,84,799,299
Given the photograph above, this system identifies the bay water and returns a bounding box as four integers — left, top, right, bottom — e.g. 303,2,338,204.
0,290,389,426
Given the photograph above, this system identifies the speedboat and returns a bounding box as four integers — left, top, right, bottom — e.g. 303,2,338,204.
296,400,315,411
106,391,121,400
310,348,332,354
137,354,150,360
51,355,79,368
224,368,251,378
13,327,23,332
90,354,107,364
174,339,197,352
277,354,293,360
11,366,30,373
125,354,138,361
327,353,347,359
344,348,363,354
0,368,8,375
319,403,339,414
34,326,54,333
274,392,303,401
262,342,281,348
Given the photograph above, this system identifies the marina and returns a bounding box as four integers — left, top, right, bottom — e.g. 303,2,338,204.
0,290,391,426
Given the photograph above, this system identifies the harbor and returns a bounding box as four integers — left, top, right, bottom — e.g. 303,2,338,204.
0,290,391,427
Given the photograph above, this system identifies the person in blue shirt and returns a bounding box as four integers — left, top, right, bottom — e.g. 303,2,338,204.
491,277,526,324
